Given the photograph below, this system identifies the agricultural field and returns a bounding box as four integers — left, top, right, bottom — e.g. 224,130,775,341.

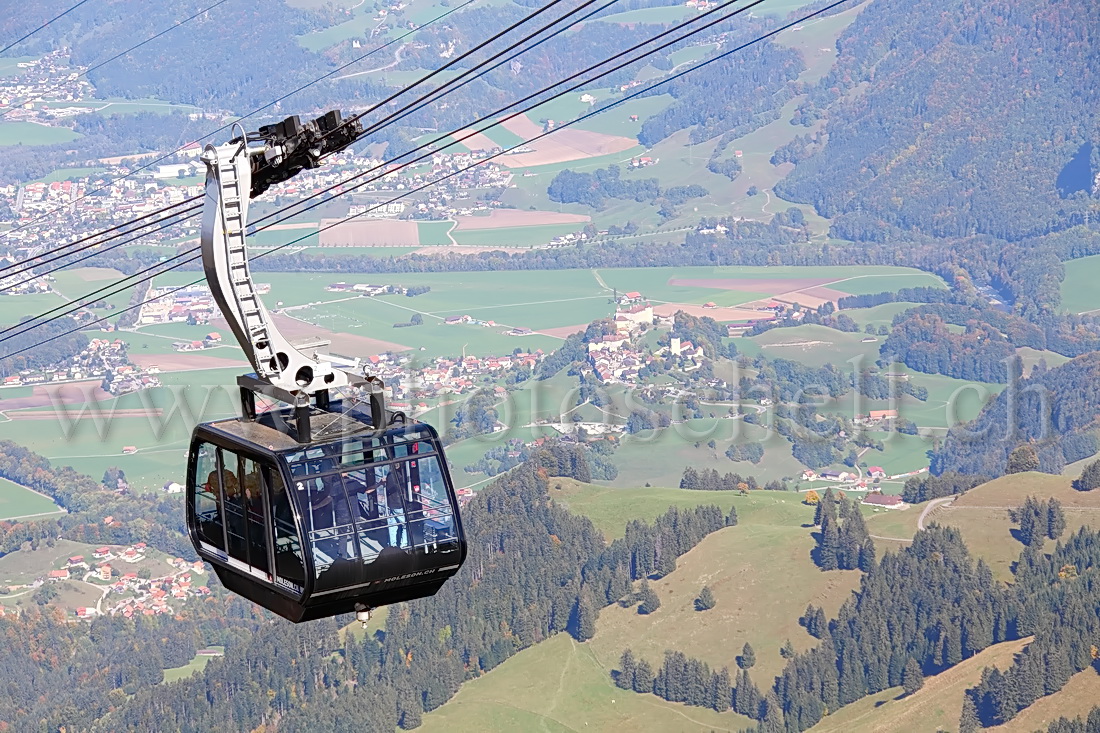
0,56,35,77
0,477,63,520
162,647,224,683
32,167,108,184
592,5,695,25
416,221,456,245
1015,346,1071,374
0,291,67,326
749,324,882,369
296,4,376,51
451,223,584,247
1060,253,1100,314
843,301,921,330
0,122,80,146
49,267,133,312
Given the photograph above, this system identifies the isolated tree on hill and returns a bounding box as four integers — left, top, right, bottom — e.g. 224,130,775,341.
638,580,660,615
695,586,716,611
1074,459,1100,491
1047,498,1067,540
616,649,636,690
1006,444,1040,474
737,642,756,670
901,659,924,696
804,489,820,505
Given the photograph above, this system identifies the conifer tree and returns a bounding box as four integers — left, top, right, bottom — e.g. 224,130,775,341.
819,511,840,570
1047,497,1066,539
633,658,654,694
959,695,980,733
780,639,795,659
760,691,785,733
695,585,716,611
901,659,924,696
638,580,660,615
1073,459,1100,491
859,537,876,572
572,593,597,642
726,505,739,526
397,689,422,730
712,667,731,712
616,649,635,690
734,669,761,718
737,642,756,670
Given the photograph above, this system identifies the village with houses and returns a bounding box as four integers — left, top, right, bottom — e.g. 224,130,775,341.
1,540,212,621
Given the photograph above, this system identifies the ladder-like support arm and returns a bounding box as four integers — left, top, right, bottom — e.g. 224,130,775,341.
198,113,386,441
200,137,347,394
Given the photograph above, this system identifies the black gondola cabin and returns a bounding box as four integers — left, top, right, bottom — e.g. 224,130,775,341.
186,405,466,622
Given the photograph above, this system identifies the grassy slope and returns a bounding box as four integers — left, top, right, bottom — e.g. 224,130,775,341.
423,482,860,731
810,638,1031,733
927,472,1100,582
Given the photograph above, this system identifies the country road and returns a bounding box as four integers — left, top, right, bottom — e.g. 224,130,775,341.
917,496,955,530
336,43,408,80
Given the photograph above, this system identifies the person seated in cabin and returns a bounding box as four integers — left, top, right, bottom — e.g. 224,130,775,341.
220,469,248,557
243,469,264,520
384,466,407,548
354,474,388,554
309,478,335,531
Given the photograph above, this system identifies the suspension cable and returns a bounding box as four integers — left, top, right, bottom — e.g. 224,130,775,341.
2,0,852,359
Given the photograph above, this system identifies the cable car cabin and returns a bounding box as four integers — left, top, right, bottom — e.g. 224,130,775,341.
185,408,466,622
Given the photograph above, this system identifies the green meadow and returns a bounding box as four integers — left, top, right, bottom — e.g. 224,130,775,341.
1060,253,1100,314
0,122,80,146
0,477,63,520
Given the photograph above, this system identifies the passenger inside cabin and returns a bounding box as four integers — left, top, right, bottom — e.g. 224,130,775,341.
384,466,407,548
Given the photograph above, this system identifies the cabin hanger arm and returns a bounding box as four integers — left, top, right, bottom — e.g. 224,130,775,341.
199,111,365,396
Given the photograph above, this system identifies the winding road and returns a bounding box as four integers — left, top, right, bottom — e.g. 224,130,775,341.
336,43,408,80
917,495,955,530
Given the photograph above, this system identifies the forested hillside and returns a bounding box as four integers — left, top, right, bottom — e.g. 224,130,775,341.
776,0,1100,241
931,352,1100,477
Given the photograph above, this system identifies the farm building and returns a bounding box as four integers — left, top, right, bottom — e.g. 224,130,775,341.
862,493,906,509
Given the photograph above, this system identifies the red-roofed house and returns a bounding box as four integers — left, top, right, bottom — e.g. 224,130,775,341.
868,466,886,479
861,493,906,509
48,569,69,581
